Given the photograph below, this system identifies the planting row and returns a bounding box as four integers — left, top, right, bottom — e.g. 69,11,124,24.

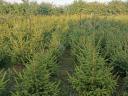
0,16,128,95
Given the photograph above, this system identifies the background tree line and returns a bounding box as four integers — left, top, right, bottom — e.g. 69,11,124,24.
0,0,128,15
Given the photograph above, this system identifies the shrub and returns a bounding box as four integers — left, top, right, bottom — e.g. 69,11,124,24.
69,36,116,96
12,52,60,96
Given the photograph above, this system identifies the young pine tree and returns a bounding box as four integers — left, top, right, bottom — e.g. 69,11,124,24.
12,52,60,96
69,38,116,96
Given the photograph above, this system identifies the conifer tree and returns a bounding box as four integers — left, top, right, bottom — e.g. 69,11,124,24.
69,36,116,96
12,52,60,96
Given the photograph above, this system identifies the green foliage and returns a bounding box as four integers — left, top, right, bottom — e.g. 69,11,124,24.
0,0,128,15
66,18,120,96
37,3,52,15
91,19,128,73
43,32,52,49
69,36,116,96
67,0,128,15
12,52,60,96
0,70,7,95
0,10,128,95
122,75,128,96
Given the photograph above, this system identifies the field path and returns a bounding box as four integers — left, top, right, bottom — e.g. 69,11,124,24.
57,47,75,96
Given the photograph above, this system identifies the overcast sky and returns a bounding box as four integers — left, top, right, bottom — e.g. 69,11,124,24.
4,0,128,5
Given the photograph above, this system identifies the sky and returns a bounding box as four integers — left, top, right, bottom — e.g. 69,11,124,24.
4,0,128,5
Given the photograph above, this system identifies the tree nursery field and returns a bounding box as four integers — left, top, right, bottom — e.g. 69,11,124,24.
0,0,128,96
